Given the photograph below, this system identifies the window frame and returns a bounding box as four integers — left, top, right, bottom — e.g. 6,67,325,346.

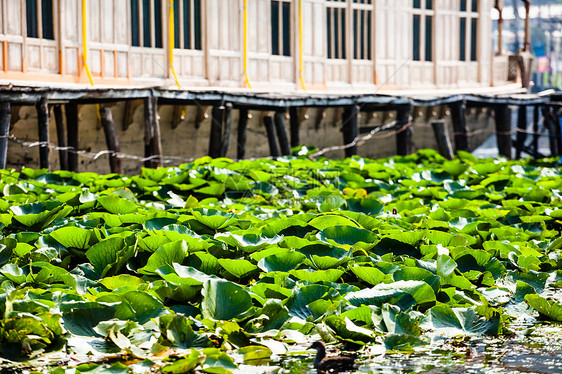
459,0,479,62
25,0,55,40
351,0,372,61
271,0,292,57
412,0,434,62
326,0,347,60
130,0,164,49
173,0,202,51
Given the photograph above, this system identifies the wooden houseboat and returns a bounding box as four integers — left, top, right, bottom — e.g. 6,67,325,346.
0,1,551,174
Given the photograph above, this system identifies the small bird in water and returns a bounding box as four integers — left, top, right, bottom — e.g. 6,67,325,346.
308,341,357,373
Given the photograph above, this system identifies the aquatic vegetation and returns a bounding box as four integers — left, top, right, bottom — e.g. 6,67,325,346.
0,149,561,373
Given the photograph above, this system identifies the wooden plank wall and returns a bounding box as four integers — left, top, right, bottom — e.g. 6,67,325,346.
0,0,505,91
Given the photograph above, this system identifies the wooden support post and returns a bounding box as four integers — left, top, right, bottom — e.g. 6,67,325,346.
263,115,280,157
100,106,123,174
342,105,359,157
221,103,233,157
396,104,413,156
532,105,540,156
36,97,50,170
431,120,454,160
274,111,291,156
541,106,557,156
0,102,11,170
209,105,225,158
66,103,79,172
289,107,299,148
53,105,68,171
171,105,185,129
515,105,527,159
494,104,512,159
554,108,562,156
448,101,468,152
237,109,249,159
144,97,162,168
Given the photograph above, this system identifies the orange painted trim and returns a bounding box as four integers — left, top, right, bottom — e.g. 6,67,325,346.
113,50,118,78
100,49,105,78
2,41,7,72
0,71,132,86
59,49,65,75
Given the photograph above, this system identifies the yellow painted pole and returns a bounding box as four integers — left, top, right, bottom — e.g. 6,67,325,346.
81,0,95,86
243,0,252,88
169,0,181,89
298,0,306,90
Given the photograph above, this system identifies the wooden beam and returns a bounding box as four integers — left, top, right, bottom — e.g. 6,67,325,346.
448,101,468,152
0,102,11,169
342,105,359,157
66,103,79,172
122,99,143,131
53,105,68,171
36,98,50,170
172,105,188,129
100,106,123,174
494,104,512,159
289,107,299,148
315,108,326,130
237,109,249,159
396,104,413,156
515,105,527,159
431,120,454,160
196,105,209,129
263,116,280,157
274,111,291,156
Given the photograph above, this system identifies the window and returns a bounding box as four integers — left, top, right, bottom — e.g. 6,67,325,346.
412,0,433,62
26,0,54,40
460,0,478,61
326,0,346,59
271,0,291,56
174,0,202,50
130,0,163,48
352,0,372,60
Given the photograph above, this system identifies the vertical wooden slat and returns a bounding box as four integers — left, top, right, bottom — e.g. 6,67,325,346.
448,100,468,152
0,102,11,169
66,103,79,172
100,106,123,174
237,108,249,159
342,105,359,157
274,111,291,156
263,116,280,157
515,105,527,159
494,104,512,159
289,107,300,148
36,98,50,170
396,104,413,156
431,120,454,160
53,105,68,171
209,105,225,158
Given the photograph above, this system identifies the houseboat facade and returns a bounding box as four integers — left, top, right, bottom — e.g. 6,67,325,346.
0,0,511,90
0,1,546,175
